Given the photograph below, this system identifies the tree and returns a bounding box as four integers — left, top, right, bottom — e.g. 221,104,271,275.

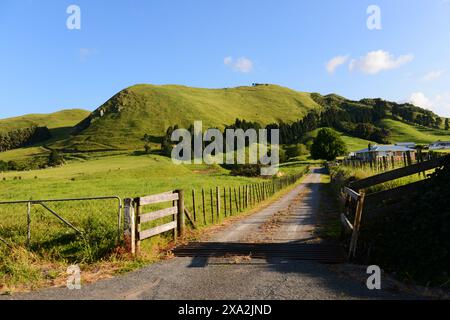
311,128,348,161
445,118,449,131
0,160,8,171
48,150,65,167
142,134,152,154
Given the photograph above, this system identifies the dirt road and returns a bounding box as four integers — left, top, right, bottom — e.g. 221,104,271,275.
4,169,418,300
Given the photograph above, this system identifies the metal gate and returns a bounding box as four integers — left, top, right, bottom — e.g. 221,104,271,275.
0,196,122,247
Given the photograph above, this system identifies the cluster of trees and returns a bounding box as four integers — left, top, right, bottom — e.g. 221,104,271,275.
159,119,266,157
156,117,347,163
0,150,64,172
0,160,19,171
341,122,390,144
313,93,447,131
391,103,443,128
0,126,51,152
267,112,320,145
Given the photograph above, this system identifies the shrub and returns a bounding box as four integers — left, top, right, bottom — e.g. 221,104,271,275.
284,144,308,160
48,150,65,167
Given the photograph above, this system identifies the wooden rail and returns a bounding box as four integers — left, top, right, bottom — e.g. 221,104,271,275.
350,155,449,191
124,190,184,255
340,153,449,259
341,187,365,258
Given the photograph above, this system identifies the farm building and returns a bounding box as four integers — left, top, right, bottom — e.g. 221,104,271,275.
353,145,416,161
394,142,416,148
429,141,450,150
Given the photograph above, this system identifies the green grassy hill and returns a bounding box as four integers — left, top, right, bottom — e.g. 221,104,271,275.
0,109,90,132
0,109,91,140
1,84,449,162
380,119,450,144
56,84,321,151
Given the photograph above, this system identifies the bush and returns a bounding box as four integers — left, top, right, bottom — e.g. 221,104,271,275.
229,164,262,177
284,144,308,160
0,160,8,171
48,150,65,167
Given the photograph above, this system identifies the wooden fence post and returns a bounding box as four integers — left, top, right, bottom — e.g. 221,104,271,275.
238,186,242,211
349,192,365,258
229,187,233,215
202,189,206,225
176,190,185,238
27,201,31,247
124,198,136,255
135,201,141,254
234,187,238,212
246,185,249,208
216,187,221,221
192,189,197,222
223,187,227,217
210,188,214,223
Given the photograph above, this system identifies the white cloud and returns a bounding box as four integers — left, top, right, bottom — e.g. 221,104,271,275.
326,55,349,74
349,50,414,75
224,56,254,73
408,92,433,109
423,69,446,81
224,56,233,65
79,48,97,61
408,91,450,117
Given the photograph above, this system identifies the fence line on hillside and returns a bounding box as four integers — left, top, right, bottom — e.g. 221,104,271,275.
124,169,309,254
185,170,308,228
340,150,442,174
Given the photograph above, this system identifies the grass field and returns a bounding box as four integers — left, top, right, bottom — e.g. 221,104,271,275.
0,152,308,292
380,119,450,144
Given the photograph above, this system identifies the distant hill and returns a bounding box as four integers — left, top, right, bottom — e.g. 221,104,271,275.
56,84,321,151
0,109,90,140
1,84,449,162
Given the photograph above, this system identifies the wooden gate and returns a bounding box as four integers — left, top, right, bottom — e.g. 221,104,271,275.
124,190,185,255
340,154,449,259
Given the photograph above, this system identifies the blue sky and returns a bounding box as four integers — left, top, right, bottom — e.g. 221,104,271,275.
1,0,449,118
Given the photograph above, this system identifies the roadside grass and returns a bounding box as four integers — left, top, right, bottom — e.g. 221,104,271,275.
315,173,341,242
0,153,308,293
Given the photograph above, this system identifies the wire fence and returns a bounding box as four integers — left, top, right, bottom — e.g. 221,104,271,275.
184,168,309,227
